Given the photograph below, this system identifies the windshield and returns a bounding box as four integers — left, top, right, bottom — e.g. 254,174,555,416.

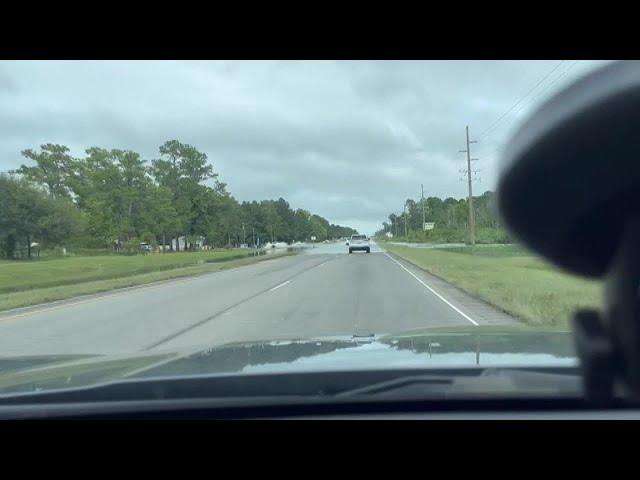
0,60,611,398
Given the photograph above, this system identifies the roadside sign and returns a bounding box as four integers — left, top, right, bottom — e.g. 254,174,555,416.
310,236,316,241
424,222,435,231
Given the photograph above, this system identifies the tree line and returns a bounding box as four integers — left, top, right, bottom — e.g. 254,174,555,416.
0,141,357,259
376,190,511,243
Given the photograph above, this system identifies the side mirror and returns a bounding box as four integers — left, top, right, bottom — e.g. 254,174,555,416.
497,60,640,402
497,60,640,278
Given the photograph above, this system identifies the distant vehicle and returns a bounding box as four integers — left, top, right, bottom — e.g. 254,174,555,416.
139,243,152,253
264,242,287,249
348,234,370,254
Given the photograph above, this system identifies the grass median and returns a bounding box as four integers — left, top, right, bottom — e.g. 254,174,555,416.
0,250,295,312
0,249,267,293
382,243,602,327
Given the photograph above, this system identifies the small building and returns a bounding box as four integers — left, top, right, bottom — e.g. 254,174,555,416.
170,236,205,251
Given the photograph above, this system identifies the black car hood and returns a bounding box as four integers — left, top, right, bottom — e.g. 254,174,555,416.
0,330,577,395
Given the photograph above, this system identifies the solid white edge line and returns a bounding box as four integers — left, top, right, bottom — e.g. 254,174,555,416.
384,252,479,326
269,280,291,292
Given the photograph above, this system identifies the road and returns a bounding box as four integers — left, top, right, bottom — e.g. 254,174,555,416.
0,242,515,356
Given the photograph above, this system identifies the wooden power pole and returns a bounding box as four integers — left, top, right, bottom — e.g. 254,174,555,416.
421,184,425,236
404,203,408,238
460,126,478,246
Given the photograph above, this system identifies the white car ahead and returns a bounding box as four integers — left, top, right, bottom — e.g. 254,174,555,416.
348,234,370,254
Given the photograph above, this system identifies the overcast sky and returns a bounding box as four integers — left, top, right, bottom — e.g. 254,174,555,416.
0,60,610,234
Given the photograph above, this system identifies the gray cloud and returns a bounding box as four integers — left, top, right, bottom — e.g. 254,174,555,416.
0,67,17,94
0,60,609,234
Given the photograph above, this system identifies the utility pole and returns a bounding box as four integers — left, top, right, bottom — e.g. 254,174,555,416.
459,126,478,246
404,203,408,238
242,223,246,245
421,184,425,236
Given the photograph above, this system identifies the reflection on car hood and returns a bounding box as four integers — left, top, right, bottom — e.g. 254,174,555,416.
0,331,577,395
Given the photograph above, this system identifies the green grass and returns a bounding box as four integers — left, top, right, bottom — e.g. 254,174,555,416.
0,249,266,294
440,244,528,257
383,243,601,327
0,251,294,312
387,226,512,244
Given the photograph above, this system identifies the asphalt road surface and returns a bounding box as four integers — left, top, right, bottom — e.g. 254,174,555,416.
0,242,515,356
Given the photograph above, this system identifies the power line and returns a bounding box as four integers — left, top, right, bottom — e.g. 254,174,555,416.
449,61,584,197
479,60,583,155
478,60,566,139
478,60,566,140
508,60,581,118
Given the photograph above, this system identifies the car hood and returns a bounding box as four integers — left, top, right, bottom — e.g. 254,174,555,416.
0,329,577,395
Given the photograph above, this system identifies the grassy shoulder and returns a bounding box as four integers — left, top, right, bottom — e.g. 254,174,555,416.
388,226,511,244
381,242,601,327
0,251,294,312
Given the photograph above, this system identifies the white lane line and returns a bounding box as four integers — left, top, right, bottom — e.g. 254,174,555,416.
269,280,291,292
384,253,479,326
266,258,329,293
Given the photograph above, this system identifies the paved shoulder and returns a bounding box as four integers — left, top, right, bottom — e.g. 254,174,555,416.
382,251,516,327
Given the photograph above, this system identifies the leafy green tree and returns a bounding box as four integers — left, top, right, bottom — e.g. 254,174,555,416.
309,214,329,241
73,148,151,246
12,144,76,199
292,209,312,241
259,200,282,243
9,139,360,255
144,186,181,251
273,198,294,242
377,190,509,244
0,175,84,258
328,224,358,238
151,140,216,250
